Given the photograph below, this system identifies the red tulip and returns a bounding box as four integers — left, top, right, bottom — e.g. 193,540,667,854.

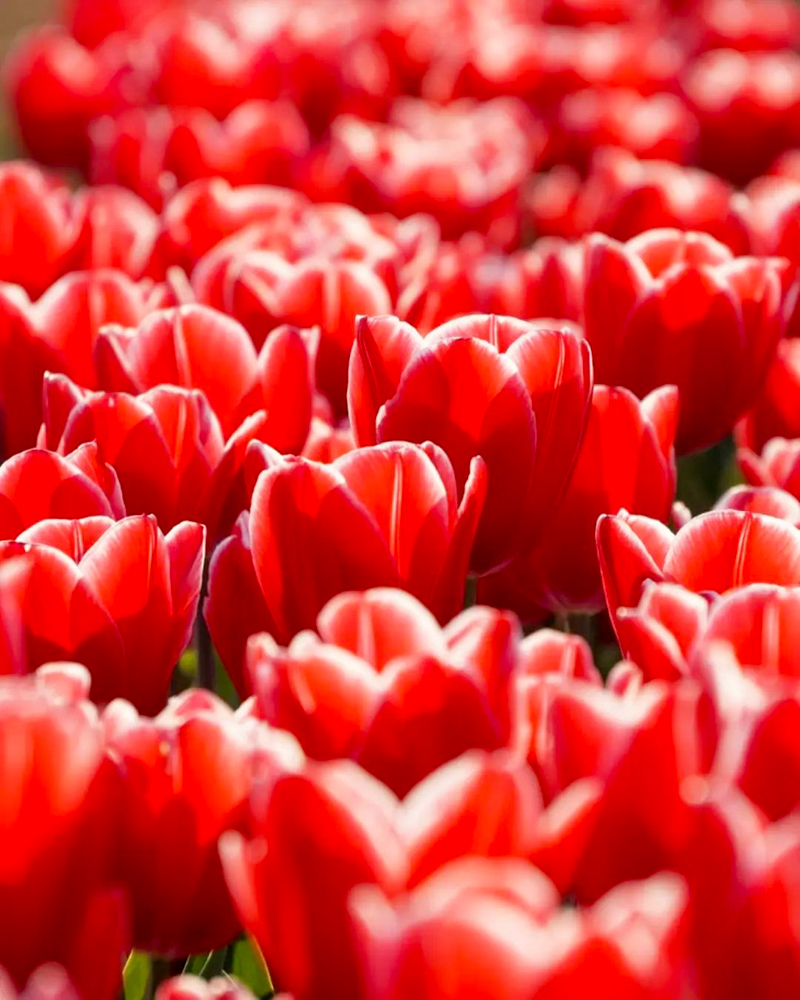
222,750,543,1000
155,978,262,1000
103,690,301,957
530,148,750,249
41,375,225,531
246,589,521,795
308,98,541,247
687,0,800,53
0,444,124,539
0,514,204,713
552,87,698,171
205,443,486,671
153,179,306,276
352,866,689,1000
0,965,81,1000
683,49,800,184
0,271,161,457
0,666,126,999
350,314,592,572
581,229,784,453
479,384,677,616
598,509,800,621
713,484,800,525
737,339,800,453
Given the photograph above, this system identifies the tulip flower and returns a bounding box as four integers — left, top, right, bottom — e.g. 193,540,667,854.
0,271,162,457
479,384,678,617
737,339,800,452
246,588,521,794
0,666,126,1000
0,515,204,713
221,750,542,1000
350,314,592,573
352,867,689,1000
0,965,81,1000
0,444,124,539
155,978,262,1000
581,229,785,453
104,690,302,957
598,508,800,622
205,443,486,677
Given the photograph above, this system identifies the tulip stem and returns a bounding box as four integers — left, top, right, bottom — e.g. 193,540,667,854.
463,575,477,608
195,611,216,693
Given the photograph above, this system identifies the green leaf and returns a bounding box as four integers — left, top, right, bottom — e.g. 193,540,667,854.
123,952,151,1000
230,937,273,997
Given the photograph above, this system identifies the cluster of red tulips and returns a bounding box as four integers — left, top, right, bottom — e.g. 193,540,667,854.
4,0,800,996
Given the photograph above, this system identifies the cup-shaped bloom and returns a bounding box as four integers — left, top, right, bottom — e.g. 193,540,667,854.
737,339,800,452
0,666,126,999
205,443,486,676
0,271,160,456
739,436,800,504
0,515,204,713
94,306,316,443
350,314,593,573
598,508,800,621
0,443,124,539
0,964,82,999
103,690,302,957
155,978,261,1000
246,589,521,795
352,866,688,1000
582,229,785,452
221,751,543,1000
479,384,678,617
41,375,224,531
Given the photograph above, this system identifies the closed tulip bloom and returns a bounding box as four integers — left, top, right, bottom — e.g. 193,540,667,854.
0,515,204,713
0,444,124,539
350,314,592,573
104,690,302,957
41,375,225,531
155,977,262,1000
205,443,486,674
598,508,800,621
0,666,126,1000
0,964,81,1000
582,229,785,453
247,589,521,794
479,384,678,617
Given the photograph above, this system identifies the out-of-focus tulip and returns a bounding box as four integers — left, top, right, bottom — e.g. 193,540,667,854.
683,49,800,184
104,690,302,957
222,750,543,1000
598,509,800,622
155,977,262,1000
0,271,162,457
0,515,204,713
0,666,126,1000
350,314,592,573
530,149,750,250
246,588,521,794
0,964,81,1000
205,443,486,671
479,384,678,617
581,229,785,453
0,444,124,539
737,339,800,453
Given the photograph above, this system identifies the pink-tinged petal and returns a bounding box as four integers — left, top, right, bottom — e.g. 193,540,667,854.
402,751,542,884
582,234,650,383
335,444,450,606
40,372,90,451
254,324,315,455
357,660,506,798
704,584,800,677
248,632,380,760
204,516,277,698
166,520,206,654
715,485,800,525
518,630,600,683
66,442,126,519
597,513,674,619
18,517,114,558
665,510,800,593
249,458,399,642
378,337,537,573
506,327,593,540
348,315,423,447
317,588,447,670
